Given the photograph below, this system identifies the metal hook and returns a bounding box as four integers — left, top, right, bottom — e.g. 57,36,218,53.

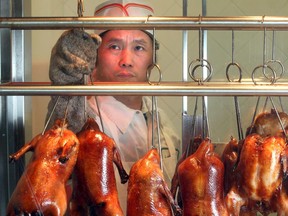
59,97,71,137
151,96,162,169
265,59,285,81
77,0,84,17
269,97,288,139
147,28,162,85
186,97,199,158
226,30,242,82
188,59,212,83
251,28,277,85
265,31,285,81
226,31,244,140
188,24,213,83
198,14,202,24
199,28,203,61
89,75,105,133
147,63,162,85
202,96,210,138
145,14,152,23
226,63,242,82
83,74,88,121
42,96,60,135
252,64,276,85
147,28,163,170
261,15,266,24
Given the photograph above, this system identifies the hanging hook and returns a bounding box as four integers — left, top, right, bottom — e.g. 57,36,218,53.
147,28,163,170
89,74,105,133
147,28,162,85
226,30,244,140
42,96,61,135
226,30,242,82
265,31,285,81
77,0,84,17
147,64,162,85
188,27,213,83
251,28,276,85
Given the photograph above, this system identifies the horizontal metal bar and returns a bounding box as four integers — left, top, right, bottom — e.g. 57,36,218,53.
2,16,288,30
2,82,288,96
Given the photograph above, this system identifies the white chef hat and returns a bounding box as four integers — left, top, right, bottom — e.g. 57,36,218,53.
94,0,154,36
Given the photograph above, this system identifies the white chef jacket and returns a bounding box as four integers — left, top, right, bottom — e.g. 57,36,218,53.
87,95,180,213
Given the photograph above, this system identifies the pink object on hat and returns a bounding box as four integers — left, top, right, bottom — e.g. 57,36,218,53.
94,0,154,35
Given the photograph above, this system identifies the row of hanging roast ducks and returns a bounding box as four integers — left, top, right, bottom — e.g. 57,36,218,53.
6,107,288,216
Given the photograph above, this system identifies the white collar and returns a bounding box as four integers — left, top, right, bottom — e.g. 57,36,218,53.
90,96,143,134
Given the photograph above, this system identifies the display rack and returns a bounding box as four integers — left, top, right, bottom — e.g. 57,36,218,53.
2,13,288,215
2,16,288,96
2,82,288,96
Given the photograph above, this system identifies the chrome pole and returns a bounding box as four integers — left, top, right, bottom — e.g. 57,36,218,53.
2,16,288,30
2,82,288,96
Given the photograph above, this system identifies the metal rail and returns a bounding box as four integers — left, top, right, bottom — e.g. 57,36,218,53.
2,82,288,96
2,16,288,30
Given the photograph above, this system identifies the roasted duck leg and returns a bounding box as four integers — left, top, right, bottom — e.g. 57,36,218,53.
127,148,182,216
6,119,79,216
70,118,129,216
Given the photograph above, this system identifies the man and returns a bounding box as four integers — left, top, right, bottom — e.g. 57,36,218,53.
87,1,180,212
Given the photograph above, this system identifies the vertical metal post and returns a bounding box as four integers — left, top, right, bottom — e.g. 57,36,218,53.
182,0,188,111
0,0,31,214
182,0,189,153
202,0,209,135
202,0,207,69
0,0,13,213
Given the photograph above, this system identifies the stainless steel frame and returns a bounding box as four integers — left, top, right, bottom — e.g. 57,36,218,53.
2,82,288,96
0,0,31,214
2,16,288,30
2,1,288,214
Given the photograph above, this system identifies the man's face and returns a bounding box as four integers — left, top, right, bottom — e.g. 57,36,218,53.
93,30,153,83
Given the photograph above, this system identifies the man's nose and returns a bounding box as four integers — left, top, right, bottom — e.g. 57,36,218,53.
119,49,133,67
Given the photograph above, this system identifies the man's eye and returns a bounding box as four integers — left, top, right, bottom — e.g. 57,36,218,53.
109,44,120,50
135,46,144,51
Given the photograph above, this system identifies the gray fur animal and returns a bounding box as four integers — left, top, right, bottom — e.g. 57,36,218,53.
46,29,101,133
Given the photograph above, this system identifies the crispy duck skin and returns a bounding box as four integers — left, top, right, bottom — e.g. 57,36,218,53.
70,118,129,216
171,136,203,206
178,138,228,216
6,119,79,216
247,109,288,137
225,133,288,215
127,148,182,216
221,137,239,195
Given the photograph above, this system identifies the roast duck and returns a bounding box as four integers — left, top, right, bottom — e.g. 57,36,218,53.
70,118,129,216
171,136,203,207
224,109,288,215
175,138,228,216
127,148,182,216
221,136,240,195
247,108,288,137
6,119,79,216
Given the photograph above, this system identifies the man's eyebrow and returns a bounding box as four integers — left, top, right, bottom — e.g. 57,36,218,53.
105,38,122,43
133,39,149,45
105,37,149,45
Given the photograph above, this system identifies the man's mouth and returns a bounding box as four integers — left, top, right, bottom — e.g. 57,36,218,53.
116,72,134,78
